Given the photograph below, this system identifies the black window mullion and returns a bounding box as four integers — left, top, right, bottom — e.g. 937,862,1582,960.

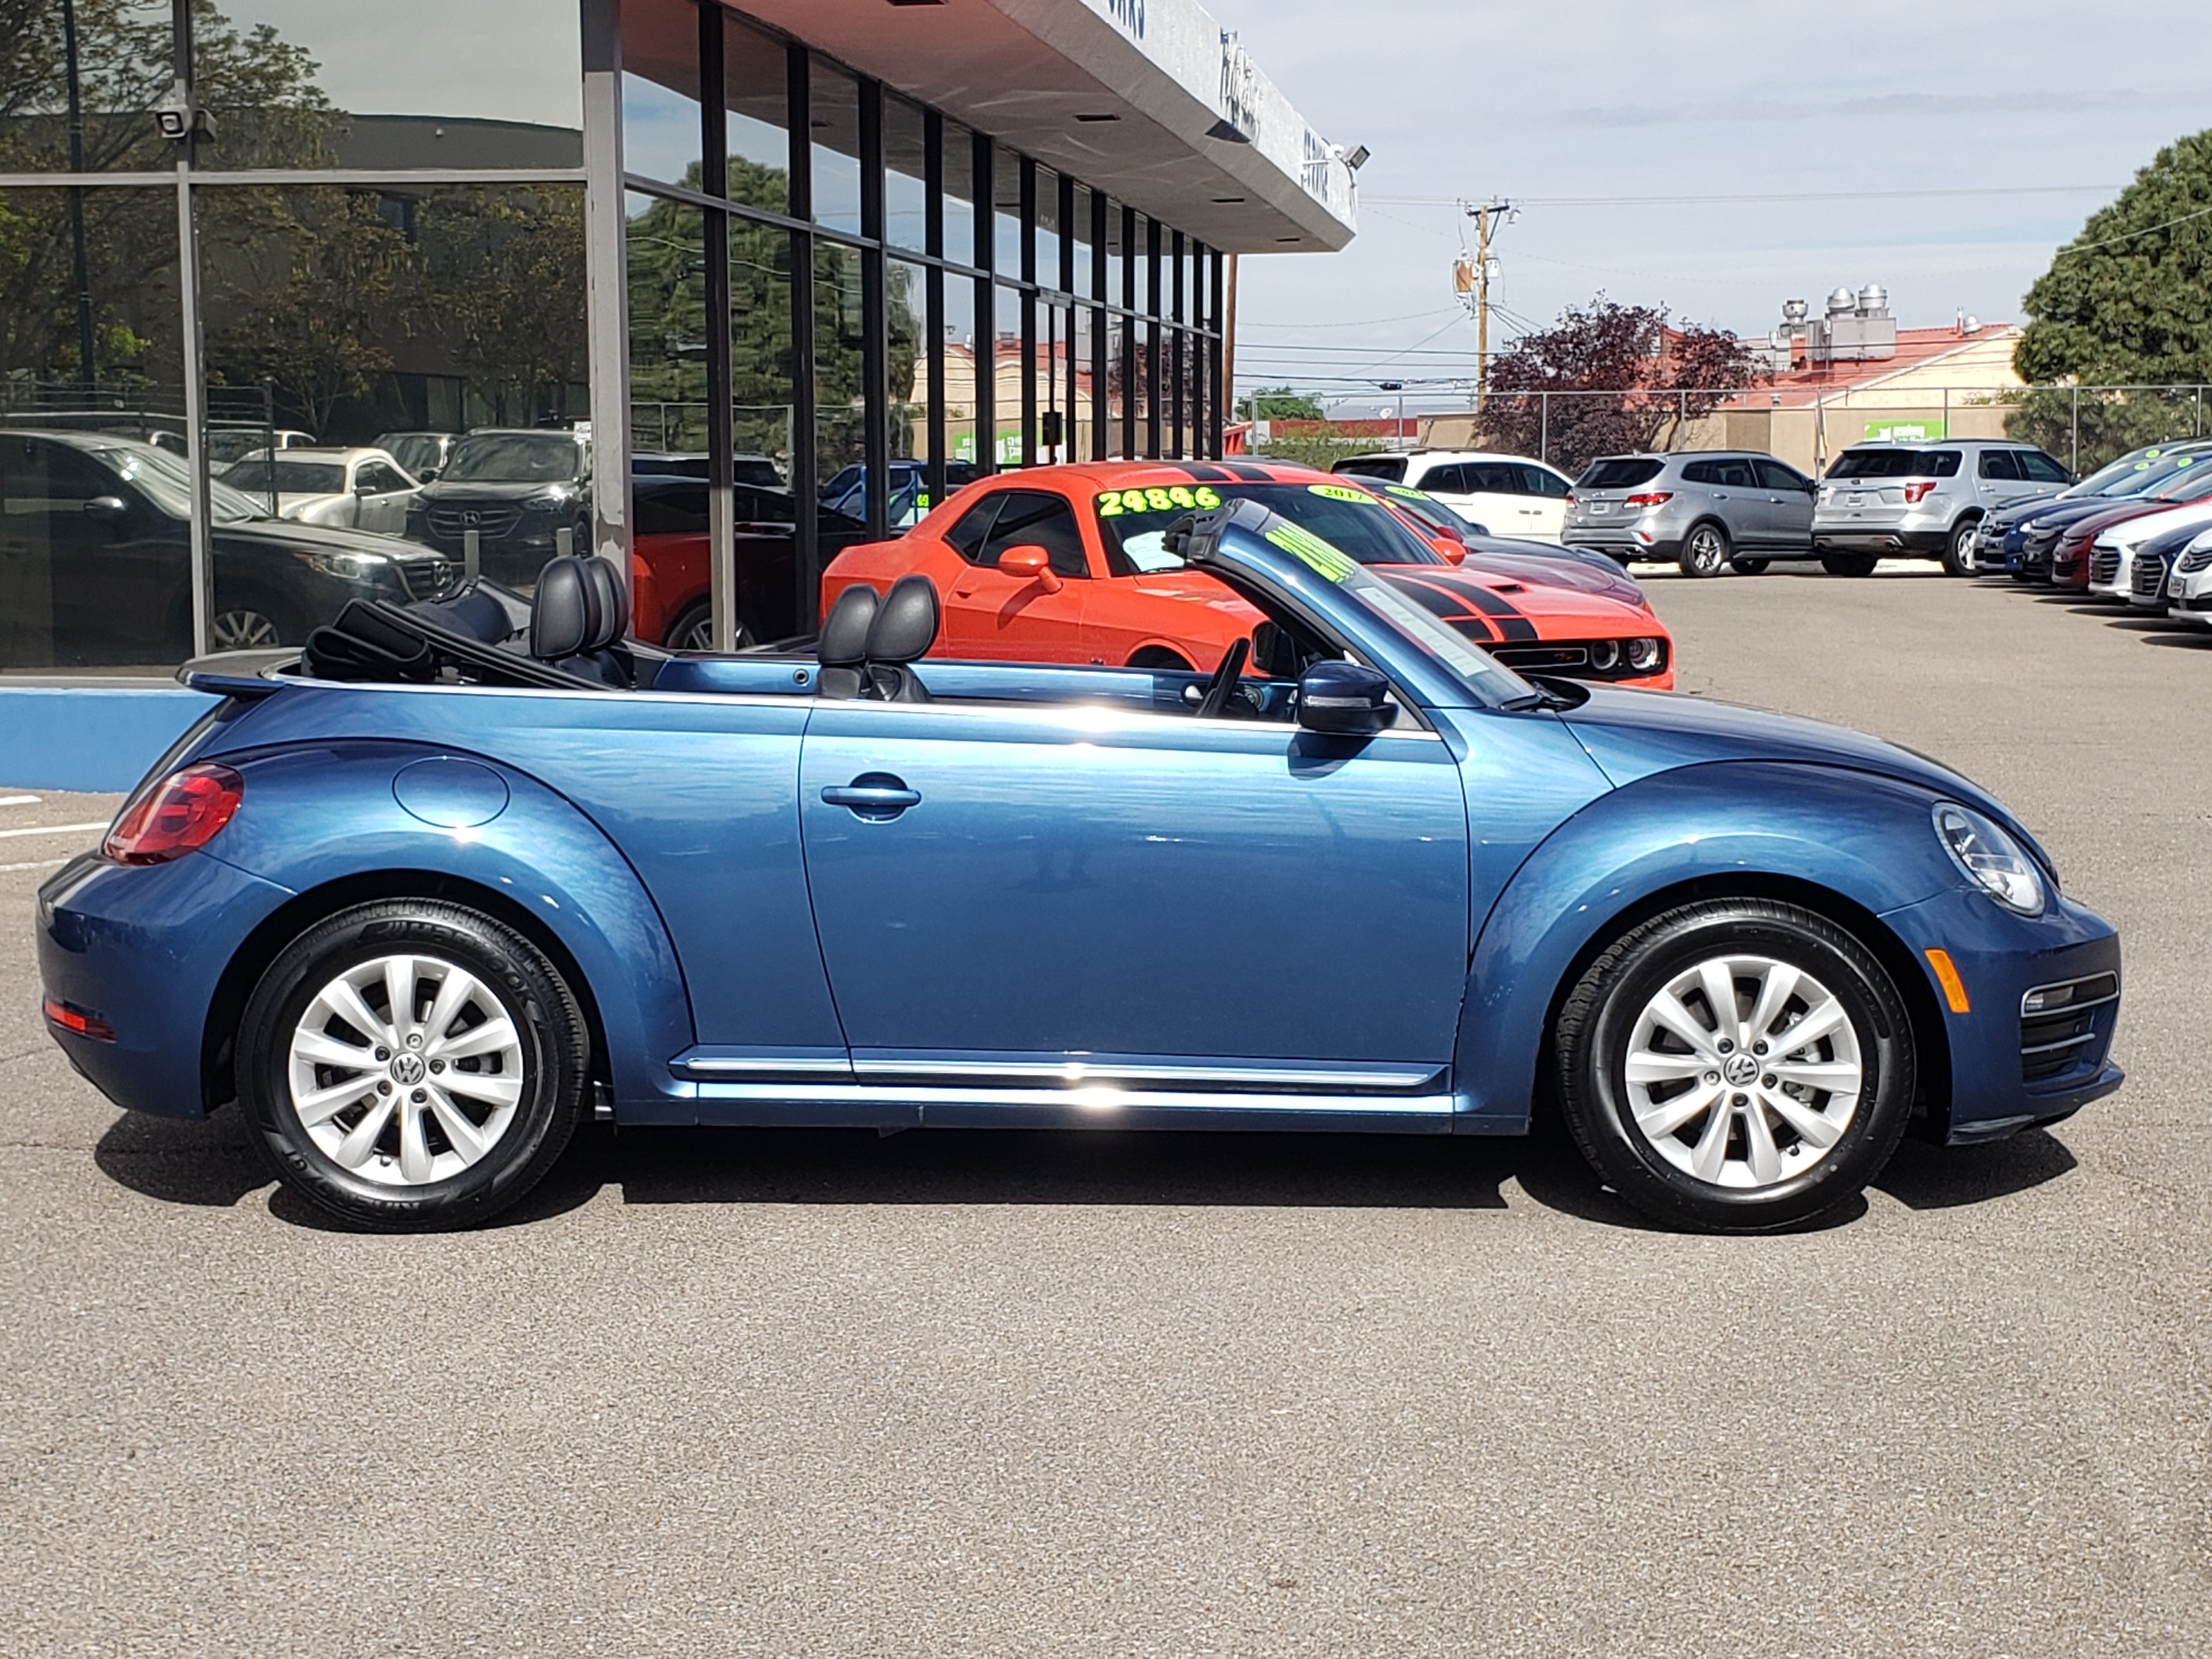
1090,190,1108,461
972,133,995,475
1208,248,1225,459
923,108,945,505
1168,229,1185,459
1058,172,1076,455
1018,157,1036,469
1145,217,1162,459
1120,204,1136,459
859,78,889,538
697,2,736,646
786,44,820,631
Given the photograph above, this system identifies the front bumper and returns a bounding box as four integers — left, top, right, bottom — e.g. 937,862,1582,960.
37,850,298,1119
1878,886,2123,1144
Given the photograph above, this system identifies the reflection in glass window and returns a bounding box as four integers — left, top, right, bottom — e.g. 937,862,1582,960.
885,98,928,254
1035,167,1062,292
808,60,861,237
939,274,975,470
943,121,978,270
889,260,926,465
729,219,795,468
814,243,867,494
203,1,582,170
626,193,708,455
2,1,177,174
724,11,789,214
619,0,701,187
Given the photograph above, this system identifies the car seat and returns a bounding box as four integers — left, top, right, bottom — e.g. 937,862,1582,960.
815,583,879,699
860,574,939,702
528,555,633,687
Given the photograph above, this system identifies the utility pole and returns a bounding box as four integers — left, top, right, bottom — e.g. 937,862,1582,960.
1455,200,1514,413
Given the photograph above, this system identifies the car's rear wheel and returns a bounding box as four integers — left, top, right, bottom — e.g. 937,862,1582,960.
238,900,589,1231
1680,523,1729,578
1821,553,1879,577
1729,557,1770,575
1942,518,1981,577
1554,899,1914,1232
1127,646,1195,671
666,600,752,654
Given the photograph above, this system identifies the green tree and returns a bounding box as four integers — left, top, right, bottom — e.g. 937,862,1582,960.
1236,385,1324,422
2007,129,2212,469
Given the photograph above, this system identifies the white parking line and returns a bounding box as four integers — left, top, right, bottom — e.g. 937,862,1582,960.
0,856,69,874
0,794,44,808
0,821,108,841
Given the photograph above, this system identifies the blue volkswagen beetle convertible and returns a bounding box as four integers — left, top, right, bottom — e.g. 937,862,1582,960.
37,500,2121,1232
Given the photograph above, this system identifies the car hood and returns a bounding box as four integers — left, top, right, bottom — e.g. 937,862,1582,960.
1454,548,1649,610
1390,565,1658,637
2102,498,2212,545
1559,684,2025,832
210,516,432,558
418,479,582,503
2018,496,2145,531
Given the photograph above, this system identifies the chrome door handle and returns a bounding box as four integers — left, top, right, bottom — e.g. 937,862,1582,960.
821,779,921,816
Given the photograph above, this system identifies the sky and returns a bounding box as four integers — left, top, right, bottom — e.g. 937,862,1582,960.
1204,0,2210,415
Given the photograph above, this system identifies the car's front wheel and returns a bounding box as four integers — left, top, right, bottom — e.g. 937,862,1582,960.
665,601,753,654
1680,523,1729,578
238,900,590,1231
1554,899,1915,1232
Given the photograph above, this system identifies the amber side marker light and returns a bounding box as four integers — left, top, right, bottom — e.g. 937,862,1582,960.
43,997,116,1043
1924,949,1971,1015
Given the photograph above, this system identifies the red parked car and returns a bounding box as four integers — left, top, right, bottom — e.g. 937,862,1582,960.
628,473,869,648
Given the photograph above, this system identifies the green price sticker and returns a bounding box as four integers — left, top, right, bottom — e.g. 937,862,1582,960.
1095,484,1220,517
1264,521,1358,583
1306,482,1373,504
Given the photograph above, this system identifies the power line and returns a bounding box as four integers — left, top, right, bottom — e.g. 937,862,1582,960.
2053,200,2212,257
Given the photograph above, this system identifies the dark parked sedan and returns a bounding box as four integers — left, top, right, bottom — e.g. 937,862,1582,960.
407,429,593,588
0,430,454,668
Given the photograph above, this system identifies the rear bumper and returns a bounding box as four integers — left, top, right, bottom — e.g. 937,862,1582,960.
36,850,297,1119
1563,528,1679,561
1877,886,2124,1144
1812,528,1947,555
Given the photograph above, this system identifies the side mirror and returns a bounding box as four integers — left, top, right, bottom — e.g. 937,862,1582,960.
1462,521,1490,536
83,495,128,522
1297,660,1396,737
998,545,1063,593
1442,544,1467,565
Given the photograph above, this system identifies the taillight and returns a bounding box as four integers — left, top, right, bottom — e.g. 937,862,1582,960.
42,997,116,1042
1624,492,1673,508
103,763,243,865
1564,492,1578,505
1903,482,1936,505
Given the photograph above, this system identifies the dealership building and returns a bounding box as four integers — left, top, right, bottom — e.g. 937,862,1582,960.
0,0,1355,737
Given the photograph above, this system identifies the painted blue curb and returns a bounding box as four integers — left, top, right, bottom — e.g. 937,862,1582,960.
0,685,212,793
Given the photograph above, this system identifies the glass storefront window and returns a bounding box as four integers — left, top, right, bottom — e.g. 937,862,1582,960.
807,61,862,237
626,191,708,456
1069,184,1094,301
938,274,975,472
620,0,702,188
884,98,928,256
2,2,177,174
943,121,978,271
992,164,1023,283
813,242,866,494
204,1,582,171
724,12,790,214
889,260,925,467
1035,167,1062,293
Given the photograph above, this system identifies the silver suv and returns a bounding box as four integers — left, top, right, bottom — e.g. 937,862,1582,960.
1563,450,1815,578
1813,440,2070,576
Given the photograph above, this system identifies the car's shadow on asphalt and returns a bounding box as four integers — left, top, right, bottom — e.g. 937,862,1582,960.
91,1108,2084,1236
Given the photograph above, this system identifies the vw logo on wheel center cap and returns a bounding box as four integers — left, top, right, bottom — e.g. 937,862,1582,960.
389,1052,427,1086
1723,1052,1760,1086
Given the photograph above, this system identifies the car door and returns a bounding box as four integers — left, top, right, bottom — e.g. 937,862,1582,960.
1754,459,1815,548
939,486,1089,661
356,461,416,534
797,697,1471,1095
1409,462,1484,530
18,438,179,664
1975,448,2023,515
1513,462,1574,541
1462,462,1538,536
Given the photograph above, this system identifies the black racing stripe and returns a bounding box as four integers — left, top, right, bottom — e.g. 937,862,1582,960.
1214,461,1279,482
1435,579,1541,641
1176,462,1233,482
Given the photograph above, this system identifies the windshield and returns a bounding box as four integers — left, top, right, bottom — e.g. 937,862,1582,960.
440,432,585,483
379,435,445,475
2078,446,2207,497
1093,480,1445,573
222,459,346,494
2146,459,2212,502
91,443,263,523
1333,456,1406,482
1240,515,1532,706
1363,482,1470,536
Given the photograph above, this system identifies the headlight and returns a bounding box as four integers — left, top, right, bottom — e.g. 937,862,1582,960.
1588,639,1621,671
294,549,387,578
1626,637,1661,671
523,494,567,512
1932,802,2045,916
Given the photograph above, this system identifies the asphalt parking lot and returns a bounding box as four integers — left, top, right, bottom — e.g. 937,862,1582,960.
4,565,2207,1657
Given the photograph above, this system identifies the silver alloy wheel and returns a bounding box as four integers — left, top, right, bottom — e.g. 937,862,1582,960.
1951,522,1979,572
286,953,527,1187
1685,527,1725,575
1621,953,1864,1190
210,608,281,650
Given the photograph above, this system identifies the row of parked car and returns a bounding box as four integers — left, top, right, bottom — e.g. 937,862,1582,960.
1330,440,2078,579
1961,440,2212,620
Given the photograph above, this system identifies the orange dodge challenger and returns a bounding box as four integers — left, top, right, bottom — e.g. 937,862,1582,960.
821,459,1674,689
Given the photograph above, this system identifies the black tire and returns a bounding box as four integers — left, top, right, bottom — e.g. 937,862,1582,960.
1679,522,1729,578
1942,518,1981,577
237,900,590,1231
1820,553,1879,577
665,601,753,654
1729,557,1770,575
1127,646,1195,671
1553,899,1915,1232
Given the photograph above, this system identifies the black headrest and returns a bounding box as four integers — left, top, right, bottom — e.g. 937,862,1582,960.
820,583,879,667
581,555,628,647
863,574,939,665
529,558,598,660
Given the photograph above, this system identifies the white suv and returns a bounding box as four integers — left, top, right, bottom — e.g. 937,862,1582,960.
1333,450,1577,541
